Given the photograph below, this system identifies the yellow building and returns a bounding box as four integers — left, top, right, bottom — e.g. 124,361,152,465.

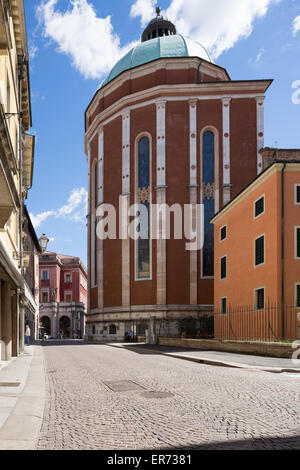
0,1,36,361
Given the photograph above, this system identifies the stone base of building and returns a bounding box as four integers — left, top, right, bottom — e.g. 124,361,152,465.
85,305,214,343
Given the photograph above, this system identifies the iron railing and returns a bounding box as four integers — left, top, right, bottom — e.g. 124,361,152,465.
214,302,299,343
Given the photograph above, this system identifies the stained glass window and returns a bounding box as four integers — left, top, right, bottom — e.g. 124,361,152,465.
202,131,215,277
137,137,150,280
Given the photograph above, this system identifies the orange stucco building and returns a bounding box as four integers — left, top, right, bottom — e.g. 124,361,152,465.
211,151,300,341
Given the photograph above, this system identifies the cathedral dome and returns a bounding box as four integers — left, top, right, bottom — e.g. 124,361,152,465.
102,34,213,87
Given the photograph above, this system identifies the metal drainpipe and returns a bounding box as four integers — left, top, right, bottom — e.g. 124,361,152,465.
281,162,286,339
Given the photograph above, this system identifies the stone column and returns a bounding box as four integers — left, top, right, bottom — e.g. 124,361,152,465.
19,303,25,353
189,100,198,305
156,100,167,306
121,110,131,307
87,144,91,315
222,97,232,206
11,290,19,357
97,128,104,310
256,96,265,174
1,281,12,361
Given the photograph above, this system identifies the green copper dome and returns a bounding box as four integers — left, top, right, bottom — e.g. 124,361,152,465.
102,34,213,88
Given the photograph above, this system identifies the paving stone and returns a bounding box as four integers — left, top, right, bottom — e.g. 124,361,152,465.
37,343,300,450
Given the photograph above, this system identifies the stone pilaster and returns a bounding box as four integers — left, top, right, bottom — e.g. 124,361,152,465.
256,96,265,174
87,144,91,315
189,100,198,304
122,110,131,307
97,128,104,310
222,97,232,206
156,101,167,305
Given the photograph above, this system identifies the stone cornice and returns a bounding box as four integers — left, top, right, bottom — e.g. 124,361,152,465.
85,80,272,152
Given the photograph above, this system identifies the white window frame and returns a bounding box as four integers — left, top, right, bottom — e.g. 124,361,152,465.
220,224,227,243
254,194,265,220
295,185,300,205
254,286,265,311
220,255,227,281
65,273,72,283
41,270,49,281
295,226,300,260
254,233,265,268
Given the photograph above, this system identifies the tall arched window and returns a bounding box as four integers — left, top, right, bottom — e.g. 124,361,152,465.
202,131,215,278
136,136,151,280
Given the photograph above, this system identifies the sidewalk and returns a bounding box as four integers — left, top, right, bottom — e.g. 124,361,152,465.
0,345,45,450
106,343,300,374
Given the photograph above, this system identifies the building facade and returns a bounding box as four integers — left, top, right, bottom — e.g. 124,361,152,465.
23,206,41,341
39,252,87,339
0,0,36,360
85,11,272,341
211,150,300,341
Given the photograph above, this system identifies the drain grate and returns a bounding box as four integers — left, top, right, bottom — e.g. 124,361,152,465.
104,380,144,392
140,391,174,399
0,382,20,387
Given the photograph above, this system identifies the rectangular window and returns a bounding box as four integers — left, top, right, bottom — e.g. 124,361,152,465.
65,293,72,303
254,196,265,218
221,297,227,315
255,288,265,310
65,274,71,283
296,285,300,308
220,225,227,242
42,292,49,303
295,185,300,205
255,235,265,266
296,228,300,259
220,256,227,280
42,271,49,281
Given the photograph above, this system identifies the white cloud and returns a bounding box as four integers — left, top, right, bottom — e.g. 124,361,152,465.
293,15,300,36
30,210,55,228
36,0,136,80
255,47,265,63
130,0,157,27
132,0,280,59
29,41,38,60
36,0,281,80
30,187,88,228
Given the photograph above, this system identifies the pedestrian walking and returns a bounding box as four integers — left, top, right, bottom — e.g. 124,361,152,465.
25,325,31,346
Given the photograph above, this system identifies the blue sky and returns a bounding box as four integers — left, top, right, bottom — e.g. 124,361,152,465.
25,0,300,266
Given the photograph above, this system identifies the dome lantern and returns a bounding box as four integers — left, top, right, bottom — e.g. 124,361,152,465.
141,6,176,42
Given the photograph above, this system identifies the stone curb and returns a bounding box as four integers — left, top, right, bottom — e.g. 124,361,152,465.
106,343,300,374
0,346,46,450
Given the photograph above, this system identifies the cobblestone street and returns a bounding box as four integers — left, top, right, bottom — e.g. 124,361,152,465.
37,342,300,450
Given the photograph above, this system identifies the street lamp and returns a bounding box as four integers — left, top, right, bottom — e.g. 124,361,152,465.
39,233,50,253
13,233,50,268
